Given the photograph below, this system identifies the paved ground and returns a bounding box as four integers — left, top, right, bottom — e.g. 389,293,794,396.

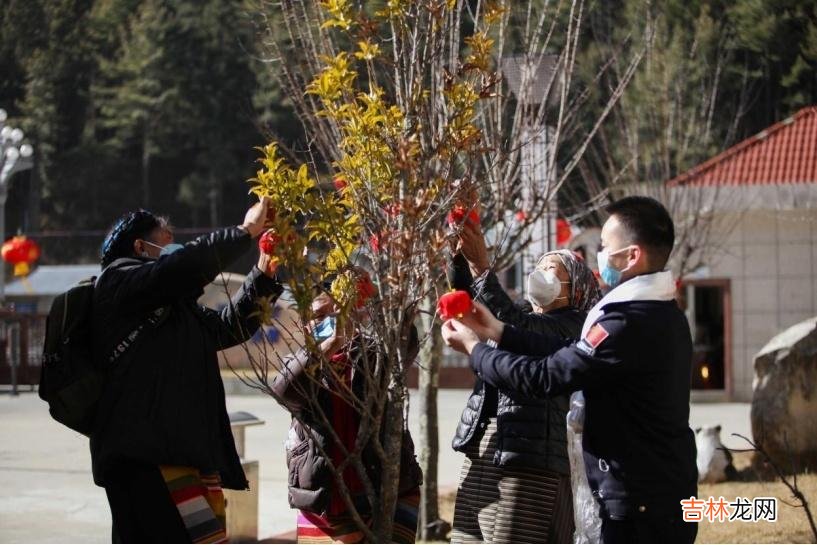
0,389,751,543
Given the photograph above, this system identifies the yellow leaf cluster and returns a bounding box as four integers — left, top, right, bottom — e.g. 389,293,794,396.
329,270,355,308
249,144,316,216
443,82,482,154
320,0,353,30
247,142,362,304
354,40,381,61
482,1,507,25
306,53,357,104
464,31,495,71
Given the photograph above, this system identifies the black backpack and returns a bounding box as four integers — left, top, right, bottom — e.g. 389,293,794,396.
39,265,168,436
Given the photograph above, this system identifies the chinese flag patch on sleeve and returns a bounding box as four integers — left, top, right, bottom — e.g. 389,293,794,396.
584,323,610,349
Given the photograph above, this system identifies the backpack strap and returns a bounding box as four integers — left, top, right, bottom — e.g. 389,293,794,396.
91,286,171,436
106,306,171,365
95,258,172,366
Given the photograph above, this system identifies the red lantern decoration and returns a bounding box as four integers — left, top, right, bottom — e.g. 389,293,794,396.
1,236,41,277
437,290,473,320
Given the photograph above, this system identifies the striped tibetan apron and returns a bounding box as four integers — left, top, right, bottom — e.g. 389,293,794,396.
160,466,228,544
450,418,575,543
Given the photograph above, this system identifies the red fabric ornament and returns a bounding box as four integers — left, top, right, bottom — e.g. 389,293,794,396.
333,176,347,191
447,205,480,227
258,230,281,255
386,203,401,217
556,218,572,247
1,236,41,277
437,290,473,320
369,230,393,254
355,275,377,308
369,233,382,254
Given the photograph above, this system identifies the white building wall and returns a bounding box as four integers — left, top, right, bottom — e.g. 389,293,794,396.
706,208,817,401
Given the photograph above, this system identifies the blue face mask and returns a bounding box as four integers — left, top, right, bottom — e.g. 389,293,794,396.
312,316,336,342
596,247,632,288
159,243,184,256
143,240,184,258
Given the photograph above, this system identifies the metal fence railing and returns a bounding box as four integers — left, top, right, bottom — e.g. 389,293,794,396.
0,311,46,394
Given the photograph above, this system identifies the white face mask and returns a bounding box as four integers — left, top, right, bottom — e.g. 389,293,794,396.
527,269,569,308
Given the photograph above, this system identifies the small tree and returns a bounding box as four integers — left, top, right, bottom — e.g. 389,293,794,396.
246,2,504,537
244,0,648,539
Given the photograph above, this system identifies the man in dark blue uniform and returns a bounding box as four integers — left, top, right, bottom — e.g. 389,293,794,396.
441,196,698,543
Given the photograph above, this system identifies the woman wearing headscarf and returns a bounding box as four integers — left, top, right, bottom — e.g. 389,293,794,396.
448,219,601,544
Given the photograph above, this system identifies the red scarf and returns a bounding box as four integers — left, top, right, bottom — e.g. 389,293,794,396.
328,353,364,515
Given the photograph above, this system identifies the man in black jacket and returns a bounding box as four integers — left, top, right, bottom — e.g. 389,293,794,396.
92,198,283,543
441,196,698,544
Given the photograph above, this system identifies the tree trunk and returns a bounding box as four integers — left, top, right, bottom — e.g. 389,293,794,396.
417,294,449,541
374,387,404,541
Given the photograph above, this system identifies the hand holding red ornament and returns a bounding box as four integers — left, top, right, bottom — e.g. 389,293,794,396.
257,229,281,277
437,290,473,320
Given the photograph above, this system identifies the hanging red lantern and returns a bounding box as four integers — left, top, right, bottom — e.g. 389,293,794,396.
1,236,41,277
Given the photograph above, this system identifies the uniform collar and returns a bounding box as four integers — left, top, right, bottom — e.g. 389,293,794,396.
581,271,675,337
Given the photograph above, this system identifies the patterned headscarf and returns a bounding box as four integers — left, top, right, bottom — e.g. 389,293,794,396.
536,249,601,312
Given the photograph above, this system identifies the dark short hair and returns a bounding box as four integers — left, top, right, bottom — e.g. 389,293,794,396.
606,196,674,271
100,210,169,267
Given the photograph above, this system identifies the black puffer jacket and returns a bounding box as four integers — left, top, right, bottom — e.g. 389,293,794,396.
450,254,584,474
271,329,423,515
91,227,283,490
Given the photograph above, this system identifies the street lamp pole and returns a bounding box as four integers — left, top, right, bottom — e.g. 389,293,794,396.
0,108,35,306
501,54,561,278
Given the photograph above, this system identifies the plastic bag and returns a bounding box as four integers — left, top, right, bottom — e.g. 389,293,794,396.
567,391,602,543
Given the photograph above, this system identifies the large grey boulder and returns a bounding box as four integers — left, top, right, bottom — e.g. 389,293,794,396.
751,317,817,473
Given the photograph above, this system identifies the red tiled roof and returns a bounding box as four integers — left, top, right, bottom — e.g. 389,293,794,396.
667,106,817,187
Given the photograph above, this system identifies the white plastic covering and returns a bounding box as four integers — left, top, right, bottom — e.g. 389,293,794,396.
567,391,601,543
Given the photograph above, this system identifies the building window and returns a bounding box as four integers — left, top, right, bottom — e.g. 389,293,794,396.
679,281,731,392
